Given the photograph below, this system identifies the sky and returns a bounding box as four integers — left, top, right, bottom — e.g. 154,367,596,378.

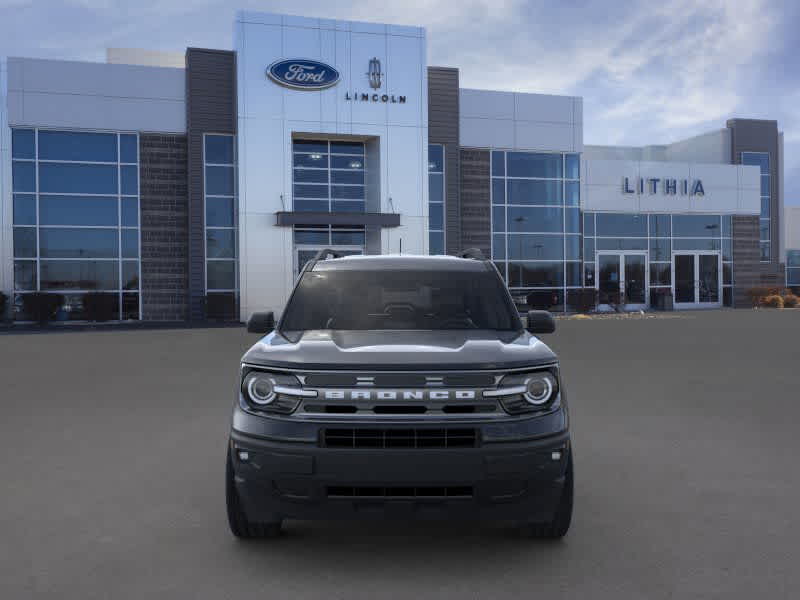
1,0,798,205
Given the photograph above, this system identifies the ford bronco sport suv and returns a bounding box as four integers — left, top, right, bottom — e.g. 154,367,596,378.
226,250,572,538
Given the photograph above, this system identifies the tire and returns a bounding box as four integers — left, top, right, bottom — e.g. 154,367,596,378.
226,447,282,539
521,451,573,539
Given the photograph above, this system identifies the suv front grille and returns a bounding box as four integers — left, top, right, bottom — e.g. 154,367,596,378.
322,427,479,448
327,485,473,499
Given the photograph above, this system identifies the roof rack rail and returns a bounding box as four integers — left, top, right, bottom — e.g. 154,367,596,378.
312,248,349,262
458,248,486,260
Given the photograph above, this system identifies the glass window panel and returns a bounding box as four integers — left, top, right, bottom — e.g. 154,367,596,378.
293,140,328,154
507,206,563,233
583,237,594,261
330,141,364,155
565,181,579,206
565,154,580,180
38,130,117,162
40,260,119,290
294,230,329,244
331,201,365,213
122,261,139,290
491,151,505,177
650,263,671,286
649,214,671,237
294,153,329,168
330,155,361,169
121,165,138,195
39,195,118,226
294,184,329,199
583,213,595,237
428,173,444,203
649,238,671,261
507,234,564,260
12,129,35,159
39,163,117,194
526,289,564,311
507,261,564,287
492,206,505,232
673,238,721,251
294,199,329,212
429,202,444,230
13,194,36,225
787,268,800,285
207,260,236,290
760,175,770,196
673,214,722,237
14,261,37,291
122,293,140,320
507,179,562,205
565,235,581,260
429,232,444,255
492,235,506,260
428,144,444,172
120,134,138,163
760,242,770,261
40,228,118,258
492,179,505,205
494,261,507,282
205,166,235,195
723,263,732,285
207,229,236,258
566,262,581,287
331,185,364,200
595,213,647,237
13,227,37,258
787,251,800,268
507,152,562,178
332,170,365,185
584,262,595,287
205,135,234,164
596,238,647,251
741,152,769,174
722,238,732,261
723,287,732,307
206,197,234,227
721,215,732,237
121,198,139,227
293,168,328,183
761,197,770,218
121,229,139,258
331,231,366,246
12,161,36,192
759,219,770,240
565,207,580,233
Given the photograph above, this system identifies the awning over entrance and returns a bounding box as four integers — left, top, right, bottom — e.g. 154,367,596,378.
275,211,401,228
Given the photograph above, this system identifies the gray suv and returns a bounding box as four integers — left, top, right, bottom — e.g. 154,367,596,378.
226,250,573,538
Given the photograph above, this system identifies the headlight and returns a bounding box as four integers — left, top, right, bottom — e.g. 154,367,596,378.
487,368,559,414
523,373,555,406
240,369,315,414
244,372,276,405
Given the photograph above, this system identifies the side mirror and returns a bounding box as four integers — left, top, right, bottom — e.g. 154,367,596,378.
526,310,555,334
247,311,275,334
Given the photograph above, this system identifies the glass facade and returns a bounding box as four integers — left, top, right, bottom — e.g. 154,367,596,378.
11,128,141,320
491,150,580,310
742,152,770,261
428,144,445,255
788,250,800,288
204,134,238,298
292,140,365,212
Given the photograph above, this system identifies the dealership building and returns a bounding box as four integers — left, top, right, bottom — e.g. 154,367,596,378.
0,10,794,322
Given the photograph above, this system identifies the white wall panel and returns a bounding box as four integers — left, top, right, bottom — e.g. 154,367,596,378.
460,89,514,120
514,121,574,152
0,59,10,295
349,33,388,126
459,117,514,149
514,92,572,123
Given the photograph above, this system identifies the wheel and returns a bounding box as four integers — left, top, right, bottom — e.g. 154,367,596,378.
520,451,573,539
226,447,282,539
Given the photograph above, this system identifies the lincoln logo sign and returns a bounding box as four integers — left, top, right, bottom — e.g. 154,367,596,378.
266,59,340,90
623,177,705,196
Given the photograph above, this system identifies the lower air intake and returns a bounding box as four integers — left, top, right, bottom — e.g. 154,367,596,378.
322,428,479,448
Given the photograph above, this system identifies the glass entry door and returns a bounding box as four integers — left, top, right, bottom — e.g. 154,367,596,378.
596,252,648,310
672,252,721,309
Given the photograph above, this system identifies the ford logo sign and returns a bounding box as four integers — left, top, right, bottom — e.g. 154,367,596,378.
267,59,340,90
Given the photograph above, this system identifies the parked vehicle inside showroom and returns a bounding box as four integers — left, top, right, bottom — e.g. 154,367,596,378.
226,249,572,538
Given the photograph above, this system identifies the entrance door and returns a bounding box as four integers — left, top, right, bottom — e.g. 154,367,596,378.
596,252,648,311
672,252,721,309
295,246,363,277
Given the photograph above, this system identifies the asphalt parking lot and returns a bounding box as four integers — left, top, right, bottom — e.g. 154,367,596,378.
1,309,799,599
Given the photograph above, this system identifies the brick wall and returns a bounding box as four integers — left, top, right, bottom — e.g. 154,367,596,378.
732,215,760,307
139,134,189,321
459,149,491,257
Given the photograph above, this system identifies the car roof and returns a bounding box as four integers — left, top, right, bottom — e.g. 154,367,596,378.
310,254,491,272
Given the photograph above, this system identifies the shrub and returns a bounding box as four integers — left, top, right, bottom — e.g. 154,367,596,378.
83,292,118,322
782,294,799,308
0,292,7,322
21,293,65,324
762,295,784,309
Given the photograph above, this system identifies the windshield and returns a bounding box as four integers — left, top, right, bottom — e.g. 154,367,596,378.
281,269,521,331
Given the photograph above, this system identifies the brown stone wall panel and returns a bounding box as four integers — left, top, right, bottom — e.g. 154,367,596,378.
459,149,491,257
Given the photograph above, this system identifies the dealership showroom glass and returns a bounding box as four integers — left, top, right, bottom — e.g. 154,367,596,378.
0,10,797,322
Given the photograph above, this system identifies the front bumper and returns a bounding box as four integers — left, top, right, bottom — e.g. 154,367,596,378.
230,407,570,523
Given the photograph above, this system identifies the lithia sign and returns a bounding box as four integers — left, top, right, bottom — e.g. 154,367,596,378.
623,177,705,196
267,57,406,103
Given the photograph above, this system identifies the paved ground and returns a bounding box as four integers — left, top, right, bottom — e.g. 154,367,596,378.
1,309,799,599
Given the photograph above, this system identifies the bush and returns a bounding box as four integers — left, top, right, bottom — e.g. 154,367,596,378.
83,292,118,322
782,294,799,308
747,287,790,307
0,292,7,322
21,293,65,324
762,295,784,309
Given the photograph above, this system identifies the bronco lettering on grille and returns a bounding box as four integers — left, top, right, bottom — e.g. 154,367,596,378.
322,390,477,401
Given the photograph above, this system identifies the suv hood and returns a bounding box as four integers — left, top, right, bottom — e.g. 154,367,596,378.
241,330,557,371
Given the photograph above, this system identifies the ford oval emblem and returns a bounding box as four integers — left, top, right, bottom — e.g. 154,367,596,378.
266,59,340,90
